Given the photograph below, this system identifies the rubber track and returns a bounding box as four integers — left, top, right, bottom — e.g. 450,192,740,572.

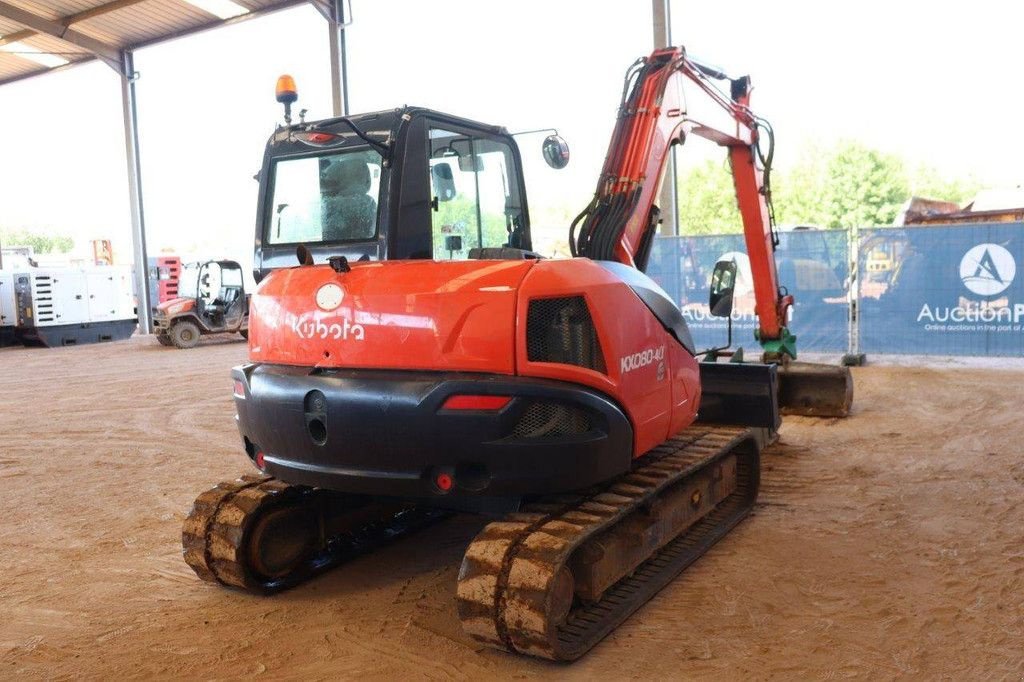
182,475,444,594
456,424,759,661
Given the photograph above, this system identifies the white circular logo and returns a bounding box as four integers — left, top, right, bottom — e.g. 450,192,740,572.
959,244,1015,296
315,283,345,311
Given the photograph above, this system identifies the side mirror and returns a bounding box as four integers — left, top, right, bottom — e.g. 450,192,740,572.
709,260,737,318
542,135,570,169
431,162,457,202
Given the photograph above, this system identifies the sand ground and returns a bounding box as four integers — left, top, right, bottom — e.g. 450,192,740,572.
0,337,1021,680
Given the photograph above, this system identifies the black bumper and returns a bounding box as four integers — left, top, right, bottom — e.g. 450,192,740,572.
232,364,633,505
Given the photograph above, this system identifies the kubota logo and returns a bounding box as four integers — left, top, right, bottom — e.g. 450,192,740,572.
959,244,1015,296
291,315,365,341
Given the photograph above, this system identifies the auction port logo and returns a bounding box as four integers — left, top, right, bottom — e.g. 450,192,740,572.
959,244,1016,296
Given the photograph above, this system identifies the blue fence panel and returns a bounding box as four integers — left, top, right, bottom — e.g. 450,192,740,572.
648,230,850,353
858,223,1024,355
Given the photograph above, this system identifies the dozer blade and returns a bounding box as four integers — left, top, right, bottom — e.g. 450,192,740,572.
776,361,853,418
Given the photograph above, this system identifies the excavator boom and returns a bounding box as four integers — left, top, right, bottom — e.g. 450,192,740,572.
574,46,851,416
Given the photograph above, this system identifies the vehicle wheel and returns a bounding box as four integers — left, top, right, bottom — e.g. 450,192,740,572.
156,333,173,346
170,320,201,349
239,329,248,340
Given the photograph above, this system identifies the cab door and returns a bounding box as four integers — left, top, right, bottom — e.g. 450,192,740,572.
426,124,529,260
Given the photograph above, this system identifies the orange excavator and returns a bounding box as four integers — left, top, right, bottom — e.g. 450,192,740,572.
183,47,852,661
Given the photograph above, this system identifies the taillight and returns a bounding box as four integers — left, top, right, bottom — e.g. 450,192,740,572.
435,472,453,492
233,379,246,399
441,395,512,411
294,131,339,146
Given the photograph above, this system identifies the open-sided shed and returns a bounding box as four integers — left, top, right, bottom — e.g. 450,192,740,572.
0,0,353,330
0,0,674,332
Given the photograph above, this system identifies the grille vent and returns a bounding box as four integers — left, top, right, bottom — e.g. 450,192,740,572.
511,402,594,438
33,275,54,322
526,296,606,373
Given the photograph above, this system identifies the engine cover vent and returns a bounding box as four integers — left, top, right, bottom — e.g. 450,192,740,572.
511,402,594,438
526,296,606,373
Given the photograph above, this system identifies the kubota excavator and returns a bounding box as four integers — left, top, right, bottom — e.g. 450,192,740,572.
183,47,852,661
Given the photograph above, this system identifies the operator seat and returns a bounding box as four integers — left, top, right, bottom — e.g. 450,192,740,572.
206,286,240,317
322,158,377,240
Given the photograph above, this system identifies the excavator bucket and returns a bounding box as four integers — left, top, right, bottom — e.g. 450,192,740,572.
776,361,853,418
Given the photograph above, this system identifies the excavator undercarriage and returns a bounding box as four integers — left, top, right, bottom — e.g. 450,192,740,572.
184,424,761,661
457,424,759,660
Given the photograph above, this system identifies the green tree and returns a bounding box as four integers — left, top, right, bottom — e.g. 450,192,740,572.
674,142,985,234
817,141,909,227
772,142,829,226
907,164,982,205
676,158,742,235
0,228,74,254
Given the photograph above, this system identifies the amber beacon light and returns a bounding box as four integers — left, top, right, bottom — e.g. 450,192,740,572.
275,74,298,123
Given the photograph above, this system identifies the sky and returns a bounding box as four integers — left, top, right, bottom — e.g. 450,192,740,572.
1,0,1022,265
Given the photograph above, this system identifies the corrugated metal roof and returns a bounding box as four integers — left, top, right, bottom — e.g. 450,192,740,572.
0,0,310,85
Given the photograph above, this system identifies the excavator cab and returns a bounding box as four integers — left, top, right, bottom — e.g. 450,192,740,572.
253,108,546,279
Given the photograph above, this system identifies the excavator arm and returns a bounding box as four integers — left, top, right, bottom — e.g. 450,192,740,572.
573,46,852,415
573,46,793,354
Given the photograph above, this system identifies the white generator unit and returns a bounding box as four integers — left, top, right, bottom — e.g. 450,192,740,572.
0,270,16,346
13,266,137,347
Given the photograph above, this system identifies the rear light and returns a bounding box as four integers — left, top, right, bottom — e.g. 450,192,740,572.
233,379,246,399
435,472,453,493
294,131,339,146
255,451,266,470
441,395,512,411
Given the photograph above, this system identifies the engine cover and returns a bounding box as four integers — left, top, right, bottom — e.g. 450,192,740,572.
248,260,534,373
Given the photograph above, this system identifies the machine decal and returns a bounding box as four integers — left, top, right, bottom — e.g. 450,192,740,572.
315,283,345,311
291,314,365,341
619,345,665,375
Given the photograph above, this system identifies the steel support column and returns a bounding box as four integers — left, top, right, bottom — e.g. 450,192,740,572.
120,51,152,334
327,1,350,116
652,0,678,236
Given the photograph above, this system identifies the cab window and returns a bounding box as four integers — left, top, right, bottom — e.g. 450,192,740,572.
267,148,382,245
428,127,524,259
